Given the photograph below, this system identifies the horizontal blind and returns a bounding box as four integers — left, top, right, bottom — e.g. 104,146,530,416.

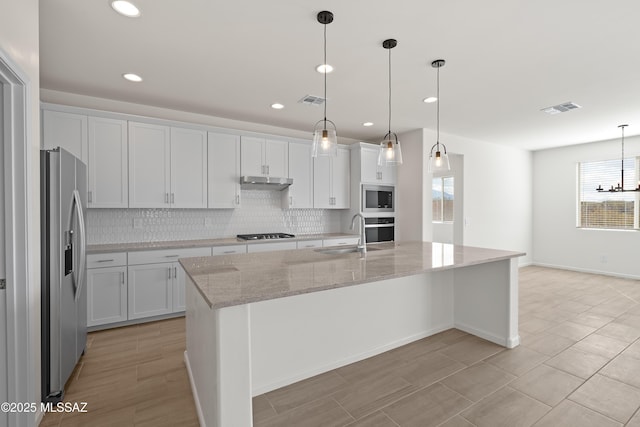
432,178,443,222
443,177,454,222
579,158,636,229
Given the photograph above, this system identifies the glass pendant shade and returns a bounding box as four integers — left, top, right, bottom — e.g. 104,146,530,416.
377,132,403,166
312,119,338,157
428,143,450,172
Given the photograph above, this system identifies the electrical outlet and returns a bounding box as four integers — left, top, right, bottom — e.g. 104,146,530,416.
133,218,143,229
600,255,608,264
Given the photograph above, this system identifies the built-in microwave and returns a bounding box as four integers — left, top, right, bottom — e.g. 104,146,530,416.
365,217,394,243
362,185,394,213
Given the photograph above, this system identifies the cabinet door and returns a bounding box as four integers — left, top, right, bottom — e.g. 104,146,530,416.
173,263,185,312
87,266,127,326
42,110,88,163
313,156,332,208
286,142,313,208
170,127,207,208
264,139,288,177
128,122,171,208
333,148,351,209
240,136,265,176
87,117,128,208
247,241,297,253
379,162,397,185
127,263,173,319
360,147,380,183
208,133,241,208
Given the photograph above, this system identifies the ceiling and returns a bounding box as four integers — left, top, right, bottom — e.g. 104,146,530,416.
39,0,640,151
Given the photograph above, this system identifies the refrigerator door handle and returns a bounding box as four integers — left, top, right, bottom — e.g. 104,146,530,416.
68,190,87,302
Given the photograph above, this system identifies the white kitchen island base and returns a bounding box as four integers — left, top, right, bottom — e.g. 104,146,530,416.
183,249,520,427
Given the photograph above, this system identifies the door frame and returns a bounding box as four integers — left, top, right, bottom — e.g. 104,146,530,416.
1,47,34,427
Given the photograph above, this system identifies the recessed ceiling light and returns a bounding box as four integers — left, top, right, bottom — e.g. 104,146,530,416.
123,73,143,82
271,103,284,110
362,122,374,127
316,64,334,73
110,0,140,17
423,97,438,103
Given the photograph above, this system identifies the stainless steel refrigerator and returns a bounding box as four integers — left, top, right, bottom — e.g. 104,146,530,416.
40,147,87,402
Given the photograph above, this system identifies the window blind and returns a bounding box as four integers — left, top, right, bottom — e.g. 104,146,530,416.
579,158,637,229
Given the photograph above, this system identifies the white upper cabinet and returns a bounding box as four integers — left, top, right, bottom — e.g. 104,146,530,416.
208,132,241,208
170,127,207,208
314,146,350,209
42,110,88,163
128,122,171,208
87,117,128,208
284,141,313,209
129,122,207,208
359,145,396,185
241,136,288,177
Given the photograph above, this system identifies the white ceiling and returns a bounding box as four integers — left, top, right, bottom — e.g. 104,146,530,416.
39,0,640,151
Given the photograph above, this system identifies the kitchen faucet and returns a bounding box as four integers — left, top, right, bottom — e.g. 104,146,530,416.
350,213,367,254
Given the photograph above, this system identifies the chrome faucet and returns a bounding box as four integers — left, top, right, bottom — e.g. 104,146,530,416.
350,213,367,254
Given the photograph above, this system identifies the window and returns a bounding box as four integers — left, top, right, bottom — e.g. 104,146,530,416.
432,176,454,222
578,158,639,230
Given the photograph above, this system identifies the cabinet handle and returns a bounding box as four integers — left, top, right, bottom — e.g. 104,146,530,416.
304,245,314,248
164,255,179,258
174,267,177,279
289,196,293,206
96,259,115,263
236,194,240,205
266,165,270,175
167,267,171,279
338,242,348,245
120,272,125,284
223,250,235,254
261,165,265,174
171,193,175,204
165,193,169,204
88,191,92,203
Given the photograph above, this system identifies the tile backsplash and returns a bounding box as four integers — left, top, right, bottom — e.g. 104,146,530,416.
87,190,342,244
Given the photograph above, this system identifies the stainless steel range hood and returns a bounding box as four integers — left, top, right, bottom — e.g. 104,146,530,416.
240,176,293,191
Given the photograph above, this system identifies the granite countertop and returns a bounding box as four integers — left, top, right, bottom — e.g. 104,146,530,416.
87,233,357,254
180,241,525,309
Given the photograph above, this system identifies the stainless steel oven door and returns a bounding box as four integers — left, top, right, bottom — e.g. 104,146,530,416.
364,217,395,243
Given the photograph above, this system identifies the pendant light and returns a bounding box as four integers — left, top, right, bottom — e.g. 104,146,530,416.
596,124,640,192
312,11,338,157
427,59,450,172
378,39,403,166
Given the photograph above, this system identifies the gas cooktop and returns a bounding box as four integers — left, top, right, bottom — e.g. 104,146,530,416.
236,233,295,240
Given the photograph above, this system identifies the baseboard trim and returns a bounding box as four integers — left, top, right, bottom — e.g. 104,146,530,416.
531,262,640,281
454,321,518,348
184,351,206,427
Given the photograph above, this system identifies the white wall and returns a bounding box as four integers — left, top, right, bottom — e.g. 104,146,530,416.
0,0,41,425
533,135,640,278
398,129,532,265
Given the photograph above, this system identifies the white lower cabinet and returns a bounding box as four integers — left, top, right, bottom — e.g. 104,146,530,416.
211,244,247,255
127,263,174,319
297,240,323,249
87,265,128,327
323,237,360,247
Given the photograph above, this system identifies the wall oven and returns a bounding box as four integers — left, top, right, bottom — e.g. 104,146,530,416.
362,185,394,213
365,217,395,243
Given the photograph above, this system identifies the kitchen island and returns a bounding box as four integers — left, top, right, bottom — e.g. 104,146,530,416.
180,241,525,427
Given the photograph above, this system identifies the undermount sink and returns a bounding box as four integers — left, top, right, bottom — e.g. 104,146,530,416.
314,246,381,255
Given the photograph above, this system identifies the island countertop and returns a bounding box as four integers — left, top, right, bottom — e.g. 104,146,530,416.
179,241,525,309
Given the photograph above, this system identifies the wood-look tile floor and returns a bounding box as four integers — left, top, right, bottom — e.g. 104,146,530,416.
43,266,640,426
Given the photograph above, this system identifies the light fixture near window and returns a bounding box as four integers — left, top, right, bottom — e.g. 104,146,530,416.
312,11,338,157
427,59,450,172
596,124,640,192
378,39,402,166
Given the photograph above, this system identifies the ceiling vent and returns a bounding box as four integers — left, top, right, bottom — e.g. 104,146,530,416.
298,95,325,106
541,102,582,115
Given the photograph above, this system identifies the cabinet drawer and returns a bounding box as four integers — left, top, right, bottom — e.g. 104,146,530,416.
128,247,211,265
211,245,247,256
323,237,360,247
296,240,323,249
247,241,297,253
87,252,127,269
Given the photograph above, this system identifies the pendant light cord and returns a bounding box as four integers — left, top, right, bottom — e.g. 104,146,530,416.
621,125,625,188
436,64,440,148
388,46,392,135
323,22,327,125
